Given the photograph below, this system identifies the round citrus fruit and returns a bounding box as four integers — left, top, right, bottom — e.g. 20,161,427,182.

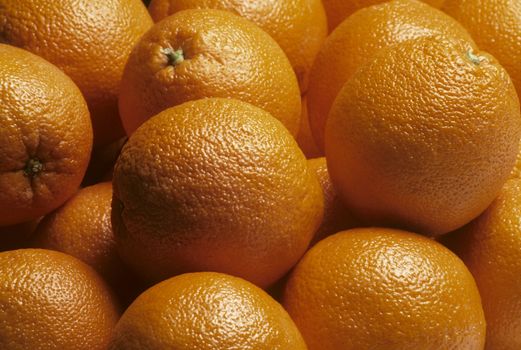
0,0,153,147
0,249,119,350
32,182,142,305
283,228,486,349
112,98,323,288
110,272,307,349
307,0,475,151
148,0,327,93
0,44,92,227
307,157,359,245
443,0,521,96
322,0,446,32
297,96,322,158
118,9,301,136
325,36,521,236
442,178,521,349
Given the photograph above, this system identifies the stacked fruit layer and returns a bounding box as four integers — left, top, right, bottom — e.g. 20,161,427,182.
0,0,520,349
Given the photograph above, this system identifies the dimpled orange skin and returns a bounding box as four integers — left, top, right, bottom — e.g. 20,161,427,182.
307,157,359,245
307,0,476,151
325,36,521,236
118,9,301,137
0,44,92,227
148,0,327,93
297,96,323,158
112,98,323,288
443,0,521,96
32,182,142,305
0,249,120,350
283,228,486,350
322,0,445,32
443,179,521,349
110,272,307,350
0,0,153,148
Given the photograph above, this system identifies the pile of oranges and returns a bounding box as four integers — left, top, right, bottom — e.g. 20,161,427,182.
0,0,520,349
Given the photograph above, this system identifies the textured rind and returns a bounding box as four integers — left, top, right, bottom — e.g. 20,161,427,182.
148,0,327,92
110,272,307,349
307,0,476,151
447,179,521,349
0,249,119,350
325,36,521,236
118,9,301,136
0,44,92,226
283,228,486,350
442,0,521,96
112,98,323,288
0,0,153,147
322,0,446,32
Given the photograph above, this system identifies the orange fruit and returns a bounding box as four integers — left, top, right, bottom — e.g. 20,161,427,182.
443,0,521,96
148,0,327,93
32,182,142,305
307,0,475,151
442,179,521,349
0,0,153,148
296,96,323,158
112,98,323,288
510,140,521,179
322,0,446,32
0,44,92,227
110,272,307,349
0,249,119,350
118,9,301,136
283,228,486,349
325,36,521,236
307,157,359,245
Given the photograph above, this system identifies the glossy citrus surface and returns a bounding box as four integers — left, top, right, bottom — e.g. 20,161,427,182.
119,9,301,136
110,272,307,349
326,36,520,236
284,228,486,349
0,44,92,226
148,0,327,92
0,249,119,350
113,98,323,288
307,0,475,151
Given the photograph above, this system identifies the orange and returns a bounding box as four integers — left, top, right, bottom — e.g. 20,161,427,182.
443,0,521,96
325,36,521,236
148,0,327,93
296,96,323,158
118,9,301,136
0,249,119,350
0,0,153,147
322,0,446,32
109,272,307,349
283,228,486,349
32,182,143,306
442,179,521,349
112,98,323,288
307,0,475,151
0,44,92,227
307,157,359,245
511,140,521,179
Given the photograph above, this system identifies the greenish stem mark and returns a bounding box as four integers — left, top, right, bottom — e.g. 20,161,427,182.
467,49,484,65
23,158,43,177
162,47,184,66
